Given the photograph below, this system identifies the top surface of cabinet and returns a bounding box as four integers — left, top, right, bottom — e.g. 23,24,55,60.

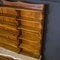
2,1,45,11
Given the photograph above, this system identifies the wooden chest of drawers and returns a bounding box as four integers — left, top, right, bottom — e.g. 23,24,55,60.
0,1,45,59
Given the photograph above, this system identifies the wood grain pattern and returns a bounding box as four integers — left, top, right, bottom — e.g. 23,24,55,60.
0,24,18,35
0,1,45,58
0,16,18,27
2,7,17,16
18,19,42,31
19,28,41,41
0,42,20,53
0,36,18,46
20,49,40,58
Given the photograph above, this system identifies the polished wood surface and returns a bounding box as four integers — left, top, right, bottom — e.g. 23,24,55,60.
0,1,45,58
0,42,20,53
0,16,18,27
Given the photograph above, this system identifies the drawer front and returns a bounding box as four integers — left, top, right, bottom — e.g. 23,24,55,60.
18,19,43,31
0,24,18,36
21,50,40,58
0,36,18,46
0,42,20,53
0,16,18,27
19,37,41,47
19,42,41,51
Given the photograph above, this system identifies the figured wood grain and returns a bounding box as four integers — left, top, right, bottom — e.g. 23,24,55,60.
0,16,18,27
0,24,18,35
19,28,41,41
0,30,18,40
2,7,17,15
0,1,45,58
18,19,42,31
0,36,18,46
0,42,20,53
20,48,40,58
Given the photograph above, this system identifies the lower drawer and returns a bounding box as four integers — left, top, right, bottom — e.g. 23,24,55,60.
0,16,18,28
19,43,41,52
19,38,41,49
0,24,18,35
0,42,20,53
20,49,40,58
0,30,18,40
0,36,18,46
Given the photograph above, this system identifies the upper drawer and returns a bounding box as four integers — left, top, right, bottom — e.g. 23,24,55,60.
0,7,44,21
20,9,44,20
1,7,17,16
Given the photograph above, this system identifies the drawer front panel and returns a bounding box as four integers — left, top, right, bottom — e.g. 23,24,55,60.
0,42,20,53
19,29,41,41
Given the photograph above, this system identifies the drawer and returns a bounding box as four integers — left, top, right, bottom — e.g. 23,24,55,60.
2,7,17,16
20,44,40,55
19,28,42,41
21,50,40,58
0,16,18,27
19,38,41,49
0,24,18,36
3,16,18,27
19,19,43,31
0,30,18,40
20,9,44,20
19,43,40,51
21,9,36,18
21,14,43,22
0,36,18,46
20,44,40,58
0,42,20,53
